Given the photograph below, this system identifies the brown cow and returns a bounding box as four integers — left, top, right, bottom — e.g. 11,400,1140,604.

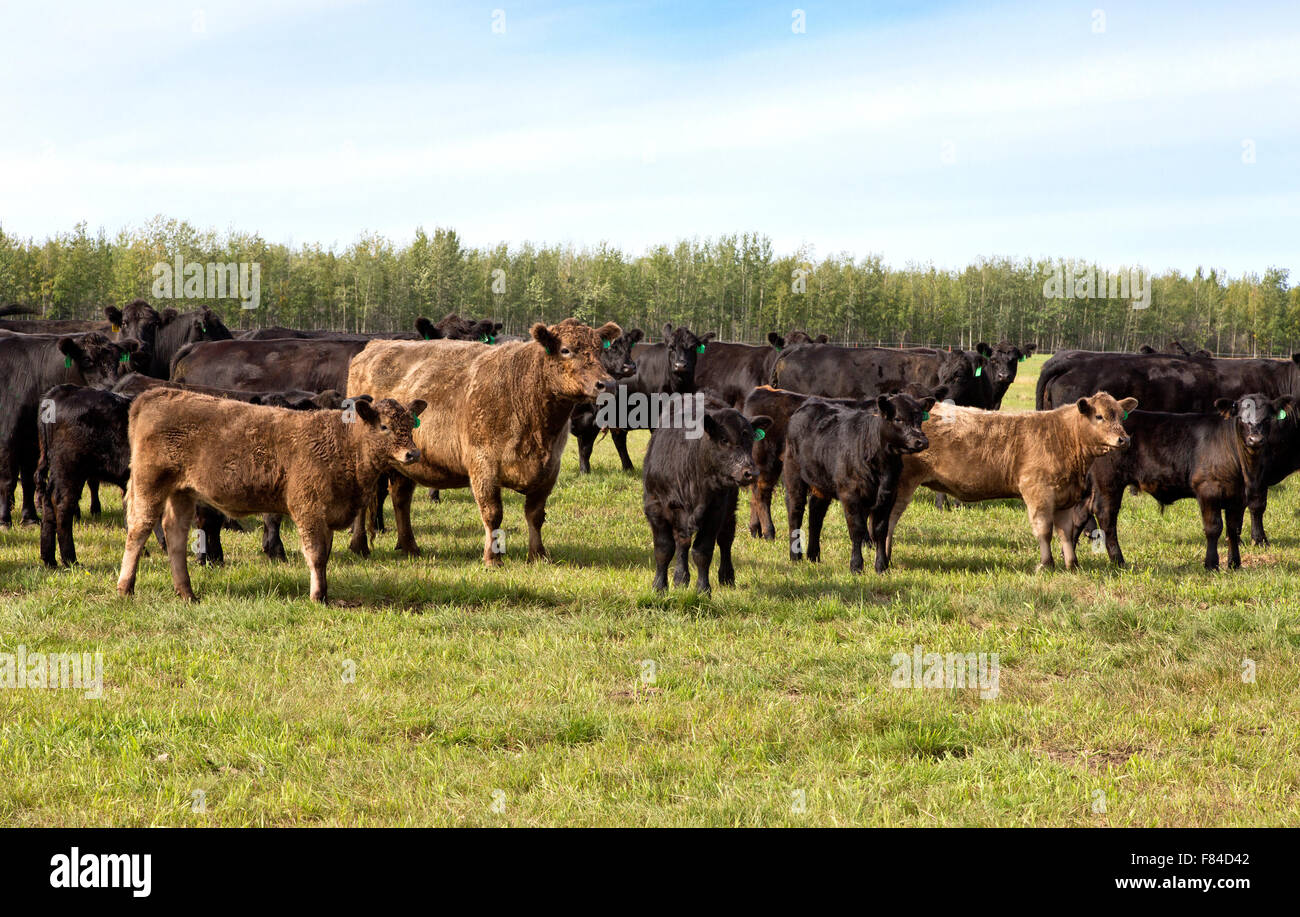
116,389,425,603
347,319,621,564
886,392,1137,570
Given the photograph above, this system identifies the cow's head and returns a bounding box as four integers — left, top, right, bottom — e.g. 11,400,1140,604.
935,350,980,403
413,317,445,341
58,333,140,388
702,407,770,487
988,341,1035,389
875,392,933,455
602,327,642,378
1076,392,1136,451
116,299,162,353
161,306,233,344
352,397,425,467
662,323,714,382
531,320,622,400
786,330,829,346
1215,392,1293,451
468,320,504,344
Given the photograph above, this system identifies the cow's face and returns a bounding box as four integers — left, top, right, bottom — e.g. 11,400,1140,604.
1216,393,1288,450
1077,392,1136,450
58,333,140,388
875,393,933,455
601,327,642,378
936,351,978,401
703,408,769,486
354,397,425,466
990,342,1033,388
161,306,233,344
532,320,621,400
662,323,714,381
116,299,161,354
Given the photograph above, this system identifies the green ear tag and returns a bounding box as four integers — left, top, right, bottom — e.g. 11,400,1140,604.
480,335,490,343
603,339,611,349
423,335,430,341
413,417,421,428
974,367,982,377
1123,411,1129,420
753,428,766,441
64,356,72,369
1279,410,1288,421
922,411,930,421
119,353,130,364
696,344,706,354
1019,355,1026,362
489,335,496,344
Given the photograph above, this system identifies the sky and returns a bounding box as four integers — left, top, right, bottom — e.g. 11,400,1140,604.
0,0,1296,274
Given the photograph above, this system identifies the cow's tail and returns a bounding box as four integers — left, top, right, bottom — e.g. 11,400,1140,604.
1035,360,1057,410
0,303,38,318
36,417,54,506
170,342,198,379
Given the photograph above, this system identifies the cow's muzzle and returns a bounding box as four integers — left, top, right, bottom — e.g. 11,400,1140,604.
401,448,421,464
593,376,616,395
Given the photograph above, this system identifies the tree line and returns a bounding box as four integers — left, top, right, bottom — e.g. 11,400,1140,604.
2,217,1296,356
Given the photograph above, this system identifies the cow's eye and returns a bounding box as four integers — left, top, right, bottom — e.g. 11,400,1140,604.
380,424,389,432
561,347,571,357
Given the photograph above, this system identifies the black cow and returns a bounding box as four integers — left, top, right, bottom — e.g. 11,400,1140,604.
0,332,138,527
1036,350,1300,413
782,392,932,573
1240,397,1300,547
694,332,806,409
979,341,1036,409
1072,394,1281,569
742,382,947,540
772,344,987,408
119,303,234,378
642,398,771,593
570,327,642,473
171,338,367,392
606,324,713,472
0,304,123,336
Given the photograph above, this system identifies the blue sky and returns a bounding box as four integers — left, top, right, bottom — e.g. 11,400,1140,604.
1,0,1296,273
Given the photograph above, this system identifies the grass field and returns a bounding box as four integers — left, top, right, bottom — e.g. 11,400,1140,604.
2,354,1298,826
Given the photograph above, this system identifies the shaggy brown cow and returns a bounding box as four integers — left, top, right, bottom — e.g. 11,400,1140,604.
116,389,424,603
346,320,620,563
886,392,1137,570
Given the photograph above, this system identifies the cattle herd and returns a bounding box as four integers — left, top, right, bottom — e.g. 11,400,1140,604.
2,298,1299,602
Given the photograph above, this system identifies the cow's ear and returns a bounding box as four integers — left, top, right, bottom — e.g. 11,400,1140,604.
976,342,992,357
1139,345,1156,354
815,334,829,344
596,322,622,344
57,337,84,361
931,385,949,402
662,323,674,339
1024,343,1036,355
492,323,503,334
749,414,773,436
1118,397,1138,415
1214,398,1237,418
1291,353,1300,365
921,397,936,413
767,332,785,350
120,339,141,353
700,331,716,343
353,398,379,424
104,306,123,326
531,322,560,355
160,307,179,324
876,395,896,419
407,399,427,419
703,413,726,441
415,317,440,340
1076,398,1093,417
627,328,644,344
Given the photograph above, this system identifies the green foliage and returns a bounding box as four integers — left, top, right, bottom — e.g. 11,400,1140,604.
0,219,1294,354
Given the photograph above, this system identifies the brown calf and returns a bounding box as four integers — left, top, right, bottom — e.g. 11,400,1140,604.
116,389,424,602
887,392,1136,570
347,320,621,564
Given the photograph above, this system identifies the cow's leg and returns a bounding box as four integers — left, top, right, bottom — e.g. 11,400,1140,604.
716,489,738,586
470,476,503,565
611,429,636,472
933,492,949,511
162,493,198,601
649,515,675,591
751,477,777,541
118,482,165,597
373,473,388,533
1224,500,1244,570
841,497,868,573
806,494,831,564
1199,499,1223,570
294,514,333,603
885,476,922,558
262,513,288,561
576,428,597,475
53,476,81,567
1027,499,1055,570
391,474,420,557
1054,506,1079,571
18,449,39,526
40,471,74,567
672,529,692,587
348,505,371,557
428,489,440,503
0,441,16,530
88,479,102,517
870,503,893,573
523,489,550,562
691,514,722,595
783,461,808,562
193,505,224,566
1247,488,1269,546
